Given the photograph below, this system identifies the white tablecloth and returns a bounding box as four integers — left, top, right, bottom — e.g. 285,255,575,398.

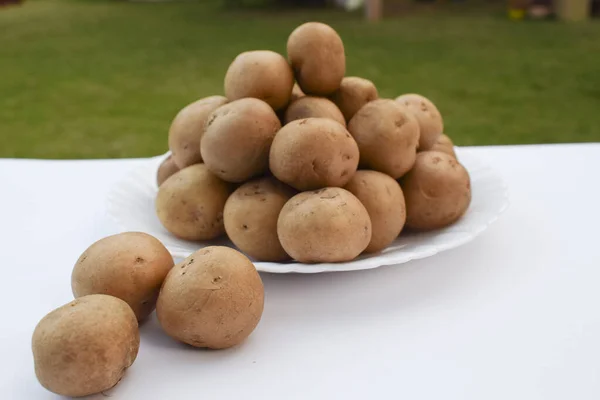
2,144,599,400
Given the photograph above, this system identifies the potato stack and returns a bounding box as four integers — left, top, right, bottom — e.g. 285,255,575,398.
158,22,472,264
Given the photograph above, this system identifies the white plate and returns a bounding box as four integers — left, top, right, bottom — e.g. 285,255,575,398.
107,149,509,273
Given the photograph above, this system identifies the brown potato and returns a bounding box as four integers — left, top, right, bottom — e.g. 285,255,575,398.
401,151,471,230
287,22,345,95
201,98,281,182
156,246,264,349
348,99,420,179
344,170,406,253
277,187,372,263
269,118,359,191
71,232,174,321
429,133,457,158
329,77,379,122
284,96,346,126
224,50,294,111
156,154,179,187
168,96,228,169
290,83,305,102
224,177,296,262
156,164,232,240
32,295,139,397
395,94,443,151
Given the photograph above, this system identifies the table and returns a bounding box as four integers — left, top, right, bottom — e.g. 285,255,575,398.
2,144,599,399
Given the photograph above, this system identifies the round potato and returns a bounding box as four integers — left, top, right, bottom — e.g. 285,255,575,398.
269,118,359,191
156,246,264,349
156,164,232,240
287,22,345,95
224,50,294,111
156,155,179,187
224,177,296,262
329,77,378,122
201,98,281,182
290,83,305,102
429,133,457,158
168,96,228,169
71,232,174,321
32,295,139,397
401,151,471,230
344,170,406,253
284,96,346,126
348,99,420,179
277,187,372,263
395,94,443,151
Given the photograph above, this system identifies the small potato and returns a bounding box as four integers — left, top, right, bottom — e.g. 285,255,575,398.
329,77,378,122
224,50,294,111
348,99,420,179
224,177,296,262
277,187,372,263
269,118,359,191
290,83,305,102
287,22,345,95
32,295,139,397
395,94,443,151
401,151,471,230
156,164,232,240
344,170,406,253
168,96,228,169
429,133,457,158
284,96,346,126
157,155,179,187
156,246,264,349
72,232,174,321
201,98,281,182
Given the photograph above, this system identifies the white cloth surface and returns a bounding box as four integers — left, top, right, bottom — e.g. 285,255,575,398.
1,144,599,400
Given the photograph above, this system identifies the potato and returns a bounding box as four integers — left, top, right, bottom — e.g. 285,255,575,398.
395,94,443,151
32,295,139,397
156,154,179,187
284,96,346,126
287,22,345,95
344,170,406,253
429,133,457,158
224,177,295,262
156,246,264,349
168,96,228,169
156,164,232,240
269,118,359,191
277,187,372,263
71,232,174,321
224,50,294,111
329,77,378,122
348,99,420,179
201,98,281,182
401,151,471,230
290,83,305,102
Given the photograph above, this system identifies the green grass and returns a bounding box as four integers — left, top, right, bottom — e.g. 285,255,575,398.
1,0,599,159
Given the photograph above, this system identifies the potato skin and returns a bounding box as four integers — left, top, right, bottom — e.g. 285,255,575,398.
270,118,359,191
287,22,345,95
224,50,294,111
348,99,420,179
168,96,228,169
290,83,305,103
71,232,175,321
277,188,372,263
156,246,264,349
156,154,179,187
224,177,296,262
32,295,139,397
429,133,457,158
156,164,232,240
201,98,281,183
284,96,346,126
329,77,378,122
395,94,443,151
344,170,406,253
401,151,471,230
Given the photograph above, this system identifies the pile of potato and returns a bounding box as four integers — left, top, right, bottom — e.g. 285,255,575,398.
158,21,471,263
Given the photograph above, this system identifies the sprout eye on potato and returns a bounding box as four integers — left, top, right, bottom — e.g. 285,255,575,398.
395,94,443,151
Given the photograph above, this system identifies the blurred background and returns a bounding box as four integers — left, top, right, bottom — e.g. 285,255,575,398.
1,0,599,159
